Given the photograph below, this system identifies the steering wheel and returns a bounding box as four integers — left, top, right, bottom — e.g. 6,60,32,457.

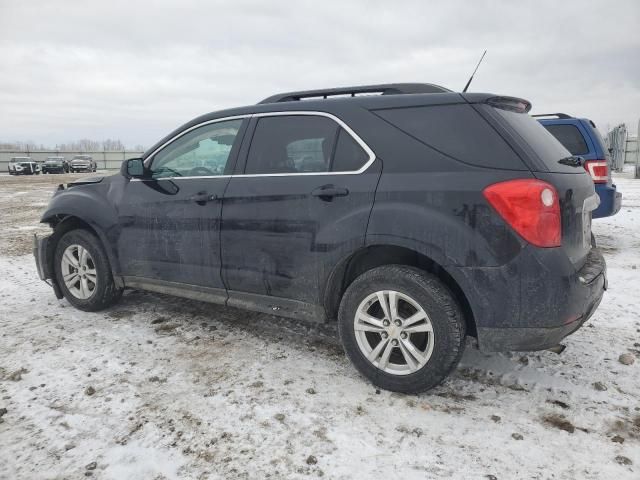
187,166,215,176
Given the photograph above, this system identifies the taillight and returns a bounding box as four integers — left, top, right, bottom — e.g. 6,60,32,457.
483,179,561,248
584,160,608,184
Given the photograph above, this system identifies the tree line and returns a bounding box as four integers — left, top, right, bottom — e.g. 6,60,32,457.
0,139,145,152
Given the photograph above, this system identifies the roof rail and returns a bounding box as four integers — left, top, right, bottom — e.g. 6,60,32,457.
531,113,573,119
258,83,451,104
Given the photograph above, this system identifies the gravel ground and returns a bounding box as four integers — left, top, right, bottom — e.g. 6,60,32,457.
0,169,638,479
0,172,102,256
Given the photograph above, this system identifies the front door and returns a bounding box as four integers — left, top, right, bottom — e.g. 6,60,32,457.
221,113,381,308
116,118,247,290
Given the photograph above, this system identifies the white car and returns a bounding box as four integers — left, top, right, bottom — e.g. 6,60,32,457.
8,157,41,175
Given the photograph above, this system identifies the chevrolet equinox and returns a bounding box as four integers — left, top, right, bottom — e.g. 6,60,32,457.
34,83,607,393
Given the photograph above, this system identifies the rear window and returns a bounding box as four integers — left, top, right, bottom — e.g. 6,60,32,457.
542,124,589,155
373,104,527,170
491,108,576,173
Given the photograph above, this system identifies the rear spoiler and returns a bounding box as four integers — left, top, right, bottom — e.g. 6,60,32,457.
461,93,532,113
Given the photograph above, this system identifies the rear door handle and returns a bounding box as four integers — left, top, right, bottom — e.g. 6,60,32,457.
311,185,349,201
190,191,218,205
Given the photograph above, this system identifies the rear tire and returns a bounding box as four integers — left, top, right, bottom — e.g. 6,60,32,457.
338,265,466,393
54,229,123,311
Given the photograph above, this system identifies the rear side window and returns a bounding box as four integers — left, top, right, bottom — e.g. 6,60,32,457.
244,115,370,174
543,124,589,156
373,104,526,170
245,116,337,174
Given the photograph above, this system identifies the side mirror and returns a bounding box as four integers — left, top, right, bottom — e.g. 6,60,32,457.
121,158,145,179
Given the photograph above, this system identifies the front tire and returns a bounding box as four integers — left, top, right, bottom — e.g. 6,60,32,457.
54,229,123,311
338,265,466,393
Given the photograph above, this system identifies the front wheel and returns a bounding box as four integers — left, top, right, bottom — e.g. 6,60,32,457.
338,265,466,393
54,229,123,311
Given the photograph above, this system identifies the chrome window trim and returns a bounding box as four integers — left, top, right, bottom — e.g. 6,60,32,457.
143,114,250,168
138,110,376,181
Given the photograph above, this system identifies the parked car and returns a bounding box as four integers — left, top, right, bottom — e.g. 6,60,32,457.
8,157,41,175
535,113,622,219
34,83,606,393
69,155,97,173
42,156,69,174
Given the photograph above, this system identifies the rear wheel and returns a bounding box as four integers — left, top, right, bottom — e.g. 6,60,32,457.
338,265,466,393
54,229,123,311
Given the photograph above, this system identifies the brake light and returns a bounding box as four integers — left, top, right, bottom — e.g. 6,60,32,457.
483,179,561,248
584,160,608,184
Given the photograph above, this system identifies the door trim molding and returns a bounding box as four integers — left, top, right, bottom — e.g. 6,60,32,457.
122,276,326,323
123,276,228,305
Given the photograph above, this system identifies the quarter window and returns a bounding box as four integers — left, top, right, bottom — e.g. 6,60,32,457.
150,119,243,178
331,128,369,172
244,115,370,174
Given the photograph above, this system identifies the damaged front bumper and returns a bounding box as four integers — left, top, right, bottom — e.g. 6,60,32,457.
33,234,63,299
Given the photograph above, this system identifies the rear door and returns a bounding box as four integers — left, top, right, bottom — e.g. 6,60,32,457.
116,118,247,289
221,112,381,308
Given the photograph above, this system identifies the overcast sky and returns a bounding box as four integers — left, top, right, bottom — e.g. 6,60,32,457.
1,0,638,148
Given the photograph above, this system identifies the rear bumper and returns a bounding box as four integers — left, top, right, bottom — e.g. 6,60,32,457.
456,247,606,352
593,183,622,218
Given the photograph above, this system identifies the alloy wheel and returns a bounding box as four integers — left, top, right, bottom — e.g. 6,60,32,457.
353,290,435,375
60,244,98,299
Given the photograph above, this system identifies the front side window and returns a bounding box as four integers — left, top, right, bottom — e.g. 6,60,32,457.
150,119,243,178
244,115,370,174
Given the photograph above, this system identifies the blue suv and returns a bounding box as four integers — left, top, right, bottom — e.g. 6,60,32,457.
536,113,622,218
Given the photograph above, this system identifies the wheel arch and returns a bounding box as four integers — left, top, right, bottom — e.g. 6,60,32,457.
323,244,477,338
42,213,123,287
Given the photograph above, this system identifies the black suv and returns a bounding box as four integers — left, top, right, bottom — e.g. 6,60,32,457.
34,83,606,393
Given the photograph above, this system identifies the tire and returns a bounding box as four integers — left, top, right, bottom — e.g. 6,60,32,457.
338,265,466,393
54,229,123,311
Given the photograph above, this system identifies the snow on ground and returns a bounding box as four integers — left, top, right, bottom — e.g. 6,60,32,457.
0,170,639,480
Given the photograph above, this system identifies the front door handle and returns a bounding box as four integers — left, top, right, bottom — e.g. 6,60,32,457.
311,185,349,201
190,191,218,205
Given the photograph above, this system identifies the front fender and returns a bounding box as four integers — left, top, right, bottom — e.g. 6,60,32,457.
41,186,122,276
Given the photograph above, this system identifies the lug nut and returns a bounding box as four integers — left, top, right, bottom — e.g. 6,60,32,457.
394,320,402,327
381,332,388,339
391,339,399,346
400,332,408,339
383,320,390,327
